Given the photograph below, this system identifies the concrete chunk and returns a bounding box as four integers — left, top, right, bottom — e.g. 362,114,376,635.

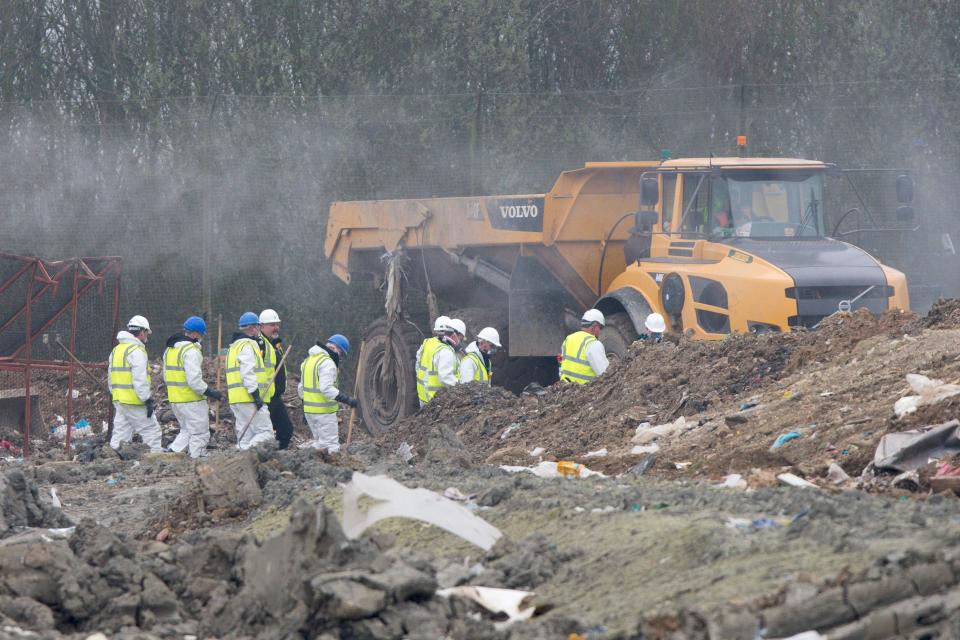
906,562,955,595
762,588,855,636
195,451,262,511
846,575,914,615
313,578,387,620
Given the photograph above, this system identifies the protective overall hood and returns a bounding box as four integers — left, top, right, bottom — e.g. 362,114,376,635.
115,331,144,346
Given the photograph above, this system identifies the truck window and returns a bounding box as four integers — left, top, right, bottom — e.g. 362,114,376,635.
727,171,824,237
661,174,677,232
680,173,708,235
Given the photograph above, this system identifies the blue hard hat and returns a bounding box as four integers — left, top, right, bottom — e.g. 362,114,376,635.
238,311,260,328
183,315,207,335
327,334,350,356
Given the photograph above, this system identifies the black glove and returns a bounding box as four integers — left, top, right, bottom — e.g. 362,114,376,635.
203,388,224,401
251,389,264,409
336,392,358,408
145,398,155,418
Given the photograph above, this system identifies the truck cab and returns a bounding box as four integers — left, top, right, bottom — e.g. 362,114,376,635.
599,158,911,340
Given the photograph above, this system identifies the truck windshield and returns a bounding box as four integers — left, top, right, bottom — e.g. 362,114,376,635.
707,170,824,239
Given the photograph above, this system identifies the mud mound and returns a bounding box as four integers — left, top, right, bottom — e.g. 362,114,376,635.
389,307,931,473
380,384,520,456
0,469,72,537
787,308,918,371
922,297,960,329
385,332,795,465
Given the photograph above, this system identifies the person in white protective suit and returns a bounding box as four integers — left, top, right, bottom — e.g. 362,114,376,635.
298,334,357,452
225,312,276,450
163,316,223,457
108,315,163,452
459,326,501,384
415,318,465,406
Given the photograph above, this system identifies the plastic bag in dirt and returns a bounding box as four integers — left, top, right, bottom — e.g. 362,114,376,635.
893,374,960,418
437,585,535,628
341,473,502,551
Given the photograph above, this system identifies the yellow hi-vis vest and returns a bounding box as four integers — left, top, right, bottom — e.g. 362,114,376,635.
559,330,599,384
261,338,279,402
300,351,339,414
226,337,272,404
109,342,149,405
416,337,457,404
163,342,204,403
463,351,491,384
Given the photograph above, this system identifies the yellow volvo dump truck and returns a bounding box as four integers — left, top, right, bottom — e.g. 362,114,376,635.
325,157,912,432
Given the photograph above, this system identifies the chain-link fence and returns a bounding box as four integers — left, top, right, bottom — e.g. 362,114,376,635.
1,84,960,365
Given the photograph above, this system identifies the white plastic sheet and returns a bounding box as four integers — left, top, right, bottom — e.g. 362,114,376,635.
632,416,687,445
341,473,502,550
893,374,960,418
777,473,818,489
499,461,606,479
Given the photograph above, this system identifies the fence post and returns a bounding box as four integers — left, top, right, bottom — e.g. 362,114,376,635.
470,90,484,195
23,261,36,458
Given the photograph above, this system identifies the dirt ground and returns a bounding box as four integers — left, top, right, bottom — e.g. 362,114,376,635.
3,304,960,638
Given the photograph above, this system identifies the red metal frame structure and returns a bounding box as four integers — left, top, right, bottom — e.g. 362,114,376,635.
0,253,122,456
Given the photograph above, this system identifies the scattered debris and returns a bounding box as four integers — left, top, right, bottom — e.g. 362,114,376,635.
771,431,802,450
873,420,960,472
500,423,522,440
436,586,536,627
500,461,606,480
826,463,851,485
777,473,818,489
630,444,659,455
396,441,415,462
719,473,748,489
442,487,474,502
893,374,960,418
625,454,657,476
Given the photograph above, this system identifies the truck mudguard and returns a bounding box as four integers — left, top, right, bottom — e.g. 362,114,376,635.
595,287,654,335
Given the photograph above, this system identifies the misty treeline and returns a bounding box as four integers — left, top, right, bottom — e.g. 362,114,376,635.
1,0,960,349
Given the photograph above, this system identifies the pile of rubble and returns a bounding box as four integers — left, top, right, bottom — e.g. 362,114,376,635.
0,460,586,639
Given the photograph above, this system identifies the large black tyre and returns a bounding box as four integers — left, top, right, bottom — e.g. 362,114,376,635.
358,318,423,435
599,312,640,360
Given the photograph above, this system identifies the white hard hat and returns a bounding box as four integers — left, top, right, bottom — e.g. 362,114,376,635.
581,308,605,327
477,327,501,347
127,315,151,334
259,308,281,324
433,315,451,333
448,318,467,337
645,312,666,333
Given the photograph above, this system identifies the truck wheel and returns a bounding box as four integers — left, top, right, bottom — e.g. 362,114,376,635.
358,318,423,435
600,312,639,360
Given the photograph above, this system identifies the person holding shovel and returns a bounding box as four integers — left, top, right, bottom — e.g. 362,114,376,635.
258,308,293,449
226,312,275,450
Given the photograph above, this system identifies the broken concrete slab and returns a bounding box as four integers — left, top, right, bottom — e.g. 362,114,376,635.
195,451,262,511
